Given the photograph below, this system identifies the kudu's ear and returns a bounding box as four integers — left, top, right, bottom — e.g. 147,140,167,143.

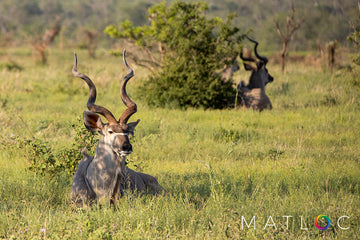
83,110,103,132
127,119,140,136
243,63,256,71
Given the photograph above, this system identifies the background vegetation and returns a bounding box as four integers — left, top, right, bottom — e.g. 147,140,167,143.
0,47,359,239
0,0,357,51
0,0,359,239
105,2,245,109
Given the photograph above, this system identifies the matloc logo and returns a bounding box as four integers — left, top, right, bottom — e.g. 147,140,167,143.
240,215,350,231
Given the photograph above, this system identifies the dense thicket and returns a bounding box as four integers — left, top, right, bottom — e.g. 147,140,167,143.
0,0,357,51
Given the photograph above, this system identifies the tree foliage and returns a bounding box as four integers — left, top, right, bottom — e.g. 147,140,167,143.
105,2,245,109
347,2,360,65
0,0,357,52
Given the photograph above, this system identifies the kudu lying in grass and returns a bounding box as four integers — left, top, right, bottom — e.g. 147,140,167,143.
70,51,165,207
237,37,274,111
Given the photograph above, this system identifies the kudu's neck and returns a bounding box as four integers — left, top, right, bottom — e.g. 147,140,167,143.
94,136,126,172
249,72,266,90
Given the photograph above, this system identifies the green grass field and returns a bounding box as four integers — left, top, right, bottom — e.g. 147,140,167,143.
0,48,359,239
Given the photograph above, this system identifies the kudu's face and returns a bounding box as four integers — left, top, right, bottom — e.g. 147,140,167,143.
103,124,133,156
253,62,273,87
73,51,139,158
83,110,139,157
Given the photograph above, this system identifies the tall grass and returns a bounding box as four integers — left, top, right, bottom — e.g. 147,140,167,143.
0,48,359,239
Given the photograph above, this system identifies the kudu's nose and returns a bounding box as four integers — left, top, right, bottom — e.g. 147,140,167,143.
121,143,133,152
268,75,274,83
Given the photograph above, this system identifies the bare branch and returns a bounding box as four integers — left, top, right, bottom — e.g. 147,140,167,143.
274,20,286,41
274,2,304,73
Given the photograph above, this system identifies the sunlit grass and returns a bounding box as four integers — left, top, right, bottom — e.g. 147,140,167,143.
0,47,359,239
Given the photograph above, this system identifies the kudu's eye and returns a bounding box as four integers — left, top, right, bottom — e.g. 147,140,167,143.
108,129,114,134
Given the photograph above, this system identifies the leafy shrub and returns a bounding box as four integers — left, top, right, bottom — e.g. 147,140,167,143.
213,127,257,143
17,119,97,177
0,61,23,71
350,66,360,87
142,56,236,109
267,148,285,161
105,2,245,109
348,7,360,65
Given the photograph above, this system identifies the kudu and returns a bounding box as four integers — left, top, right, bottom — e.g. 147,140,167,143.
237,37,274,111
70,50,165,207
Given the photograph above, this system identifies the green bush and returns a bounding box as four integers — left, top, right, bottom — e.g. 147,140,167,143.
143,56,236,109
16,119,97,177
105,1,245,109
347,6,360,65
0,61,23,71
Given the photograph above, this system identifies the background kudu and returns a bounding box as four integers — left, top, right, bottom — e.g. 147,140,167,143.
70,50,165,207
238,37,274,111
